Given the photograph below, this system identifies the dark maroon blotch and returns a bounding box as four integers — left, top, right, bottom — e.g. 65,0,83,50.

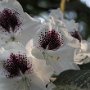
0,8,21,33
70,31,82,42
39,29,63,50
3,53,32,78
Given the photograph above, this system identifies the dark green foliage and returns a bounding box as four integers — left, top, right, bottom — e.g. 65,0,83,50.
79,63,90,70
54,85,89,90
54,70,90,89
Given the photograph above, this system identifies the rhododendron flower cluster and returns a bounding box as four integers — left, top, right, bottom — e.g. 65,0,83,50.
0,0,90,90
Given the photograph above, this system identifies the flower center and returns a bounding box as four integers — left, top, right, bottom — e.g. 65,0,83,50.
3,53,32,78
0,8,21,33
39,29,64,50
70,31,81,42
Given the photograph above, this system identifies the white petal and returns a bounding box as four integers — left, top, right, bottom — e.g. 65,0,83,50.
81,40,88,51
27,17,80,75
26,42,55,88
63,19,79,32
0,42,27,68
3,41,25,51
50,8,63,20
50,9,79,32
0,0,16,2
0,42,55,90
46,45,80,73
0,77,22,90
74,41,90,64
28,74,52,90
74,52,88,65
28,56,54,85
58,22,80,48
0,0,41,47
0,0,23,46
27,39,80,75
0,75,49,90
17,13,41,46
0,0,24,14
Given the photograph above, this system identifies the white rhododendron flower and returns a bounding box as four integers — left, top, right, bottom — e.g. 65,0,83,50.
73,35,90,65
50,8,82,42
49,8,63,21
74,40,90,64
26,17,80,75
50,8,90,65
0,42,55,90
0,0,41,47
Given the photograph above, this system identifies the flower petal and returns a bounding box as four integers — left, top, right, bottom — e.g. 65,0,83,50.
74,41,90,64
17,13,41,46
26,39,80,75
50,8,63,20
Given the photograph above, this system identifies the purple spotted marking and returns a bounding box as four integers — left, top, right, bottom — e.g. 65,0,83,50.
39,29,64,50
0,8,21,33
3,53,32,78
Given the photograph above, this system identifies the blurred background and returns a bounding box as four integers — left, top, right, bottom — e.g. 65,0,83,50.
18,0,90,40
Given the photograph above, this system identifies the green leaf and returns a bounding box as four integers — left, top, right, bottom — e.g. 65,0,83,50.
79,63,90,70
54,85,89,90
54,70,90,89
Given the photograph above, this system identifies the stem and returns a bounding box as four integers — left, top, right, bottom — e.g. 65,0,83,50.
60,0,66,13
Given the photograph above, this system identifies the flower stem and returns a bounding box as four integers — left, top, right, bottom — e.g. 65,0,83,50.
60,0,66,13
